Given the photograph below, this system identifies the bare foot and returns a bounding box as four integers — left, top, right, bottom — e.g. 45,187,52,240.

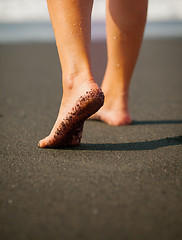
38,80,104,148
89,92,132,126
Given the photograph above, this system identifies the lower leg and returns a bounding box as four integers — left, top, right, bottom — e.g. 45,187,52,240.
38,0,104,148
91,0,148,125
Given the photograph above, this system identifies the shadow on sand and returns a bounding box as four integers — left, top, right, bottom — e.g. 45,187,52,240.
75,136,182,151
132,120,182,125
88,119,182,125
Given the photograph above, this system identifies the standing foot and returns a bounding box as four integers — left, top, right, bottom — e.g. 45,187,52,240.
89,93,132,126
89,108,132,126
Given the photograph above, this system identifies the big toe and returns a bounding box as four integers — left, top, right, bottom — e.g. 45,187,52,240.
38,136,50,148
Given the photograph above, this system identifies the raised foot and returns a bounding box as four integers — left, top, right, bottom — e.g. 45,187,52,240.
38,88,104,148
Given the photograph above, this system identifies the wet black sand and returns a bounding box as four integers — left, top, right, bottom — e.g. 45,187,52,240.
0,39,182,240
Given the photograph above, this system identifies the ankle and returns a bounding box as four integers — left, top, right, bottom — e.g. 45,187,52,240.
102,88,129,111
101,68,130,96
63,70,95,90
102,83,129,99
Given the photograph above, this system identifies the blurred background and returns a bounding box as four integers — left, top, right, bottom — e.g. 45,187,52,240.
0,2,182,239
0,0,182,42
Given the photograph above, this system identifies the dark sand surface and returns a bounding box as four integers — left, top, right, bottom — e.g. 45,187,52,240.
0,39,182,240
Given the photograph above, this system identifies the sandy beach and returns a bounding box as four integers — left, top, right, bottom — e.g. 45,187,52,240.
0,38,182,240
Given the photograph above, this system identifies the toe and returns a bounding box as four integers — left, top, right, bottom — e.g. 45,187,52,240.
38,139,44,148
38,136,50,148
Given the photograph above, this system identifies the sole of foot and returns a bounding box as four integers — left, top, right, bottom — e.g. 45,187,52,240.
38,88,104,148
